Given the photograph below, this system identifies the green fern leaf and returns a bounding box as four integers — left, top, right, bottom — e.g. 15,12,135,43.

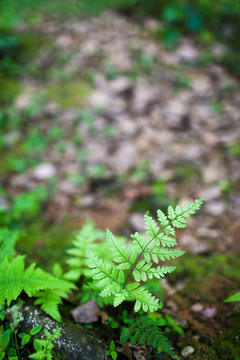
131,232,145,253
146,248,185,262
144,213,159,237
121,315,179,359
129,285,160,312
87,249,125,296
0,228,19,262
34,289,64,322
87,198,205,313
0,256,75,307
65,221,103,281
106,229,131,269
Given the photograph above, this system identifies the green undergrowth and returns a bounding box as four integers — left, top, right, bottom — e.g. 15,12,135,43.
171,253,240,301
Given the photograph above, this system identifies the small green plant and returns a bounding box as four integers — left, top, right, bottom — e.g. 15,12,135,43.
87,199,205,312
87,199,205,358
120,315,177,358
224,292,240,303
106,340,117,360
64,221,104,281
29,328,61,360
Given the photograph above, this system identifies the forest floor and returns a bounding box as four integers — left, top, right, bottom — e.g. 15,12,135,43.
1,11,240,360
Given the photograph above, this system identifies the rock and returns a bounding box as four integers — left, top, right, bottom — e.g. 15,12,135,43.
191,74,213,96
176,42,199,62
56,35,73,49
202,307,217,319
4,131,21,146
0,196,9,210
191,303,204,312
200,186,221,201
109,77,131,94
179,235,210,255
202,163,226,183
211,43,227,60
205,201,225,216
181,346,195,358
71,300,100,323
88,91,111,109
113,142,138,173
144,18,160,31
129,213,146,232
5,304,106,360
162,99,189,129
58,180,77,195
131,81,158,114
33,163,56,180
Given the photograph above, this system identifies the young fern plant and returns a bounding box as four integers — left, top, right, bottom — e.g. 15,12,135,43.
64,221,100,281
87,198,205,312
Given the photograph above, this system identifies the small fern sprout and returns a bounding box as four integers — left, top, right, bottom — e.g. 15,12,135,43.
87,198,205,312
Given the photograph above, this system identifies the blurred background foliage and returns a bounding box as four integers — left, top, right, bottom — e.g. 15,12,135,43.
1,0,240,88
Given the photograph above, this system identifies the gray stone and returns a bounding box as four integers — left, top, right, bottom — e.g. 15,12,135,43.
129,213,146,232
176,42,199,61
181,345,195,358
33,163,56,180
205,201,225,216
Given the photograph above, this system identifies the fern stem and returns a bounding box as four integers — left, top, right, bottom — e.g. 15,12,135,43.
123,201,200,288
123,233,158,287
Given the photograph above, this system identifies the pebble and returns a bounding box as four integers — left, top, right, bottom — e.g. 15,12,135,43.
32,163,56,180
181,346,195,358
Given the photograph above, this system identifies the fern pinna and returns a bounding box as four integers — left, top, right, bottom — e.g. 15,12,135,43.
64,220,104,281
120,315,178,359
87,198,205,312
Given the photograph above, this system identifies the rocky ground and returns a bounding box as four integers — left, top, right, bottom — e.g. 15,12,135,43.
1,11,240,360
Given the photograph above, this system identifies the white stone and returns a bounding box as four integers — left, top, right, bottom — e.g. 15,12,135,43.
181,346,195,358
109,77,131,93
33,163,56,180
176,43,199,61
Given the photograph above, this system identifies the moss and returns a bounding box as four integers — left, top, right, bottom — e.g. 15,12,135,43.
172,163,202,183
188,343,218,360
46,80,93,109
171,254,240,300
0,75,22,105
187,318,240,360
214,318,240,359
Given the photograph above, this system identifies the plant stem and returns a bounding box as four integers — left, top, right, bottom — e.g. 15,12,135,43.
14,330,21,359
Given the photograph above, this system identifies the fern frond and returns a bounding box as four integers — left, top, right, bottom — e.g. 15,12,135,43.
120,315,179,359
65,221,103,281
106,229,132,270
0,228,19,262
86,249,125,297
34,289,65,322
87,198,205,313
0,255,76,308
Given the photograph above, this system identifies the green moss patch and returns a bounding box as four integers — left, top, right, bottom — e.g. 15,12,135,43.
171,253,240,301
46,80,93,109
